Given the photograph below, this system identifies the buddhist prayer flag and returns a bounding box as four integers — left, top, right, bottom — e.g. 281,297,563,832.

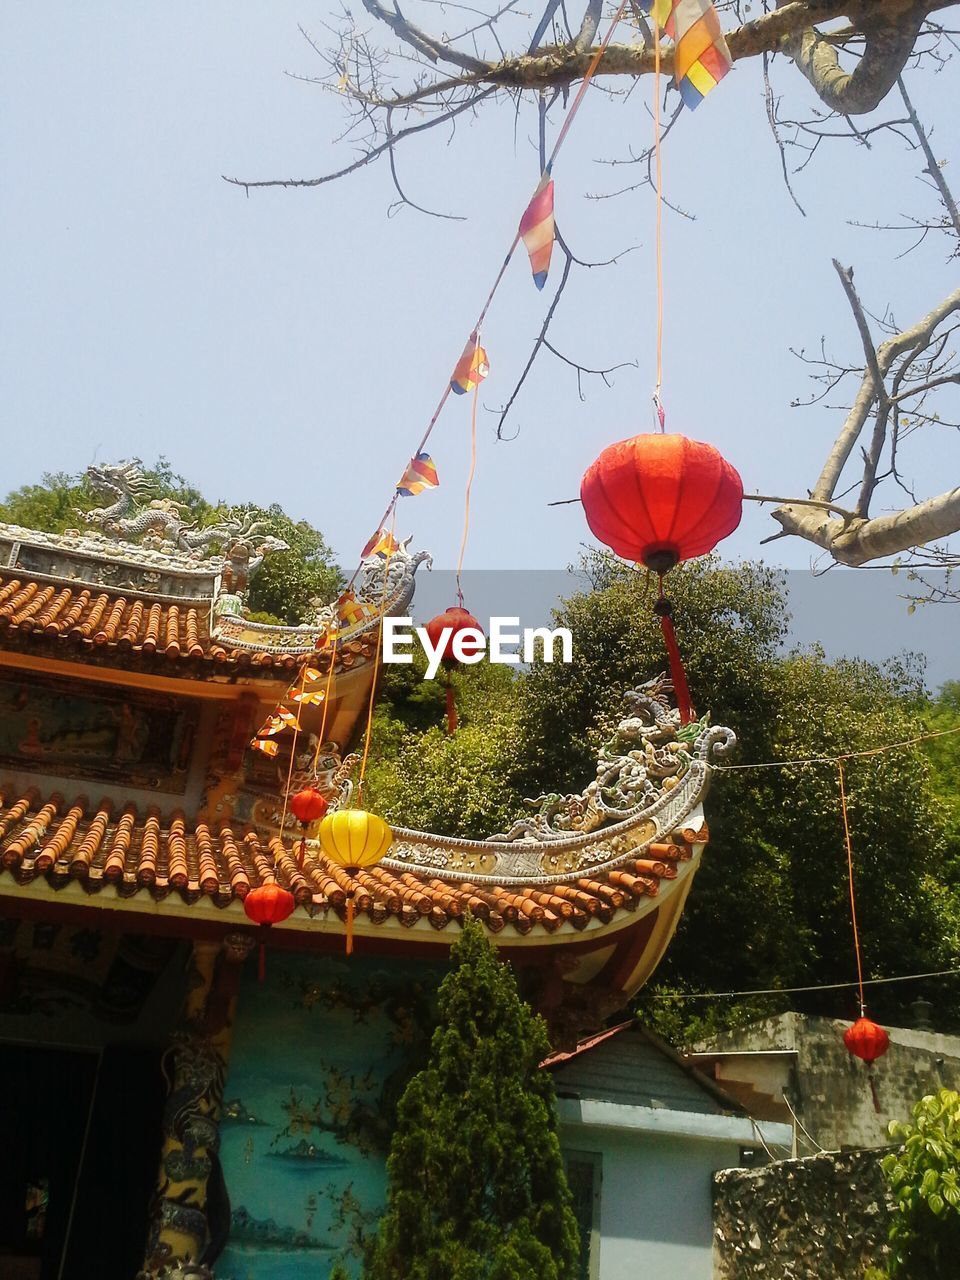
250,737,279,757
292,689,326,706
450,336,490,395
337,590,379,627
519,177,555,290
640,0,732,108
397,452,440,497
361,528,401,559
257,709,298,737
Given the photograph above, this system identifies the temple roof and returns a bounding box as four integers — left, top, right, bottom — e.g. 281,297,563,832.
0,783,699,936
0,571,300,674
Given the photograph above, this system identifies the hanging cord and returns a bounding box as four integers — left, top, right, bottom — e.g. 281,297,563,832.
311,618,341,777
710,723,960,772
653,576,693,725
652,7,664,419
455,331,482,607
355,508,398,805
838,760,867,1018
345,1,629,594
277,659,311,842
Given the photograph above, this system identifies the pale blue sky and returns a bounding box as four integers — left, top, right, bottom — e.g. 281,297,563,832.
1,3,957,682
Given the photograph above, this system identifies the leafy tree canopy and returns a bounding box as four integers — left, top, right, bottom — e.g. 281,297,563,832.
369,553,960,1039
0,459,341,625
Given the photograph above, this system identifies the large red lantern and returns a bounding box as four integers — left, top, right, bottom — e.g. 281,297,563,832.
844,1016,890,1064
580,434,743,573
244,882,296,980
580,433,742,724
423,607,484,732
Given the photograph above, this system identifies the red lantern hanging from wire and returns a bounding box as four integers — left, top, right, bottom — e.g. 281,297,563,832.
423,606,484,733
243,881,296,981
289,786,328,870
844,1016,890,1064
580,433,743,723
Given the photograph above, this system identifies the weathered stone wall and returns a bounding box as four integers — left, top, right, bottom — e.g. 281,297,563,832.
713,1149,893,1279
697,1012,960,1150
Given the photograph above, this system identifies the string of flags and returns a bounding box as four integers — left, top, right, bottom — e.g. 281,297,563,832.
249,0,733,778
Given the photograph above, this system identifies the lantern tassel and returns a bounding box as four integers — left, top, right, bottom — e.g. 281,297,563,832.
345,894,355,956
868,1067,882,1115
446,682,458,735
654,594,694,725
297,834,306,872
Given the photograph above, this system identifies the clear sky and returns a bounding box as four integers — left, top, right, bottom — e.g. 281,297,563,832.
1,4,957,678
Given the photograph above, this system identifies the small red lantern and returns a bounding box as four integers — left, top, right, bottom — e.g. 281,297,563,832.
844,1016,890,1064
290,787,328,826
243,882,296,981
580,434,743,573
423,607,484,733
289,786,328,869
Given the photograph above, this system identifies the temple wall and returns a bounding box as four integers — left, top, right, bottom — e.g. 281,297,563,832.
216,951,441,1279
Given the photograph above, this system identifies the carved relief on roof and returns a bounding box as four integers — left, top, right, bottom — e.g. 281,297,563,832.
375,676,735,886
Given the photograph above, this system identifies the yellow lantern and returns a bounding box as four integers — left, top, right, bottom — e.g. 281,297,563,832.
318,810,393,953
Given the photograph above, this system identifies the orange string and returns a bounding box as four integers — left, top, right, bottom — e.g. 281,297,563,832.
356,508,397,801
838,760,866,1015
652,8,664,411
277,659,311,840
455,334,481,604
311,619,341,776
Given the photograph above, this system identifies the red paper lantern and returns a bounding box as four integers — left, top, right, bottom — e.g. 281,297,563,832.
843,1016,890,1063
289,787,328,826
243,882,296,927
423,607,484,667
423,607,484,733
580,434,743,573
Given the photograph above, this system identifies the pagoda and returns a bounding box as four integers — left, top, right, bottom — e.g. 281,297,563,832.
0,461,733,1279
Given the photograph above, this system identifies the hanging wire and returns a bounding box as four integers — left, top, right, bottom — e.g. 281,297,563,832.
838,759,867,1016
311,618,341,777
455,332,482,606
345,1,630,593
644,964,960,1002
652,6,665,419
710,723,960,772
277,659,312,837
356,508,399,803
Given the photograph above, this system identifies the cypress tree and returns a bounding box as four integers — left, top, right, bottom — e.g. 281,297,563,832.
366,917,581,1280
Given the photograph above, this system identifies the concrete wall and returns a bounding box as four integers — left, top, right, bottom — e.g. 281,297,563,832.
713,1148,892,1279
696,1013,960,1150
561,1120,745,1280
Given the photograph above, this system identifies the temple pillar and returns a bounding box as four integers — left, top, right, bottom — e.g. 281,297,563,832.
139,932,254,1280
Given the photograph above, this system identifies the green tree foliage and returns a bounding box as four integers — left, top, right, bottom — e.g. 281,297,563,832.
365,918,580,1280
0,460,340,624
875,1089,960,1278
371,554,958,1037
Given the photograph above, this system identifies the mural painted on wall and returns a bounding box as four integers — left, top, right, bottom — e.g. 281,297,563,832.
0,669,198,791
218,952,440,1279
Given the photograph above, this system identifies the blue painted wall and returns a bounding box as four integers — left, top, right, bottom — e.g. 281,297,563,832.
217,951,441,1280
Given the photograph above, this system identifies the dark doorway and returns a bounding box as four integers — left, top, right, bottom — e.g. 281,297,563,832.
0,1044,165,1280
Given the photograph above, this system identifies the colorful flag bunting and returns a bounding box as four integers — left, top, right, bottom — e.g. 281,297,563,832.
337,590,380,627
292,689,326,706
450,336,490,395
250,737,279,757
397,452,440,497
257,709,298,737
519,178,555,290
361,528,401,559
640,0,732,108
